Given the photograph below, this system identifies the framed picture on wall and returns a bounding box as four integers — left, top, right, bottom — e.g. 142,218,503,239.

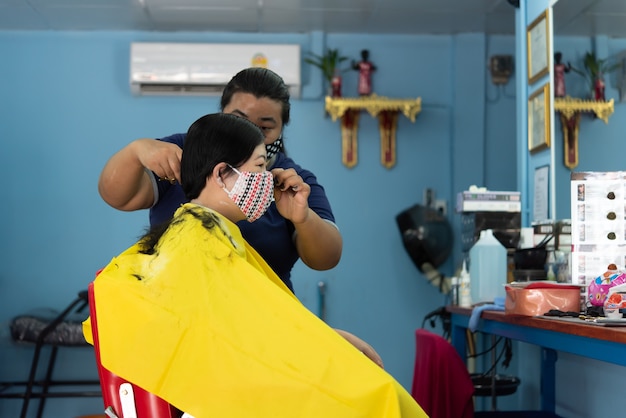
526,9,550,85
528,82,551,153
533,165,550,221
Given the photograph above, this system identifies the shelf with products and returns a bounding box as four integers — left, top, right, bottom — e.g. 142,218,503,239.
325,94,422,168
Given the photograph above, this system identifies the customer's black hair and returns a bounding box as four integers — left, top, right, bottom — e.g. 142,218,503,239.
138,113,264,255
181,112,265,201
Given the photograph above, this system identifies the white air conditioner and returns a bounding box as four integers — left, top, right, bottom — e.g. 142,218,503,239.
130,42,301,98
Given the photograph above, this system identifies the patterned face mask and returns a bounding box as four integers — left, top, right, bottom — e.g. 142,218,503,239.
223,165,275,222
265,137,283,161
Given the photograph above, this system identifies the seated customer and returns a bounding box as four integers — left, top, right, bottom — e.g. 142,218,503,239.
84,113,425,418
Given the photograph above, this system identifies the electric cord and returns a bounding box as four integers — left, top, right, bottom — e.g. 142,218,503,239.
477,340,507,377
467,336,503,359
420,306,451,340
471,336,513,377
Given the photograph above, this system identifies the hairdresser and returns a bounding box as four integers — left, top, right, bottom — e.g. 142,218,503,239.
98,67,342,293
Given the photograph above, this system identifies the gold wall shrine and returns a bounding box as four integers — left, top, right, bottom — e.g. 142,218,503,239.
325,94,422,168
554,97,614,169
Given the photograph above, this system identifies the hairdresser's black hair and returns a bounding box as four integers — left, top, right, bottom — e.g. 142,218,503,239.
220,67,291,127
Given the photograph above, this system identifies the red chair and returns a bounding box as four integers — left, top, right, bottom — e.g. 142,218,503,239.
87,282,181,418
412,329,475,418
411,329,563,418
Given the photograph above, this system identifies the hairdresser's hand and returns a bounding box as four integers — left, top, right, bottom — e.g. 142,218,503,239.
134,138,183,184
99,138,182,211
335,329,384,369
271,167,342,270
272,168,311,224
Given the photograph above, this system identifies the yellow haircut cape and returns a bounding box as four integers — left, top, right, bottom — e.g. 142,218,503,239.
84,204,426,418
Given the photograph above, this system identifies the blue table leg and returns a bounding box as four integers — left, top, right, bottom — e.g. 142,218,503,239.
541,347,557,413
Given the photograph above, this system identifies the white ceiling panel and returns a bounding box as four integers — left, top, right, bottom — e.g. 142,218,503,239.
148,8,260,32
260,9,330,33
587,0,626,14
25,0,132,5
0,0,624,37
265,0,377,8
0,4,49,30
485,11,517,35
145,0,258,8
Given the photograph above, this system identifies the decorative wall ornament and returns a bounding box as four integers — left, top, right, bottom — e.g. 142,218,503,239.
340,110,360,168
325,95,422,169
378,111,398,168
351,49,376,96
553,52,572,98
554,96,615,169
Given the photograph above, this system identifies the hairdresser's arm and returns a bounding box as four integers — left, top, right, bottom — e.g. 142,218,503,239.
272,168,343,270
98,139,182,211
294,211,343,270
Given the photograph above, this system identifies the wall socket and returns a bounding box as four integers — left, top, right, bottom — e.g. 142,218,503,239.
435,199,447,216
423,188,435,207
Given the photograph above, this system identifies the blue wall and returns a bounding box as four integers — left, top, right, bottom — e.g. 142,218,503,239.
0,30,517,416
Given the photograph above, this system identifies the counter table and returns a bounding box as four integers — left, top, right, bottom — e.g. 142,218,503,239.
447,306,626,413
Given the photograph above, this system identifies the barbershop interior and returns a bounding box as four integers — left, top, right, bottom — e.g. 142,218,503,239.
2,0,626,416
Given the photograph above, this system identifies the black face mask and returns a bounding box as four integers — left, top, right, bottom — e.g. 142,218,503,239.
266,137,283,160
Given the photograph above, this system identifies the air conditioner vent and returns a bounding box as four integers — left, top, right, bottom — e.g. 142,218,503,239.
130,43,301,98
136,83,227,96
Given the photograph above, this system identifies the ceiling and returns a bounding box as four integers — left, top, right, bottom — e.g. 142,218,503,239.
0,0,625,37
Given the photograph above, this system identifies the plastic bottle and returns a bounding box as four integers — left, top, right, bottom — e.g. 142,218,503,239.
450,276,459,305
459,260,472,307
469,229,507,303
546,251,556,281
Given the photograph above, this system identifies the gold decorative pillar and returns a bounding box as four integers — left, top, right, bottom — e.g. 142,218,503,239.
378,110,398,168
554,97,614,169
340,110,359,168
559,112,581,169
325,95,421,169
